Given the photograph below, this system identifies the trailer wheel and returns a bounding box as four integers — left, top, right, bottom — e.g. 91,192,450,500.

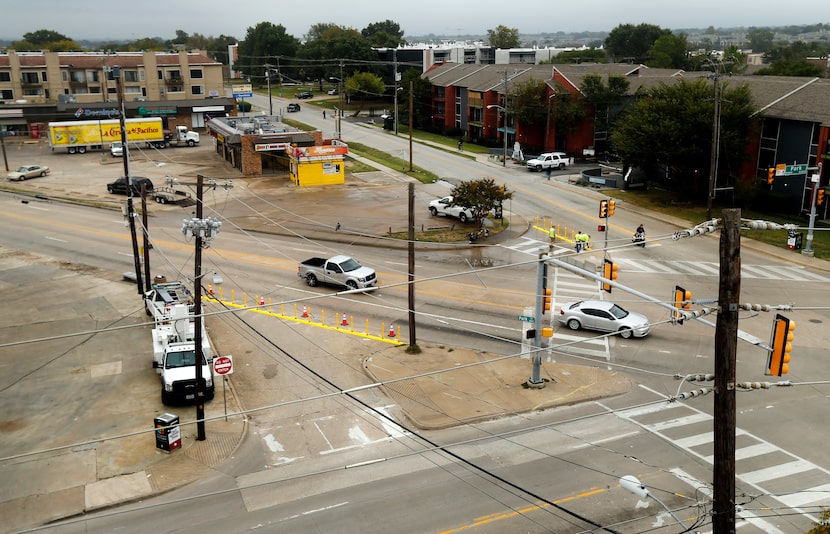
157,196,167,204
68,147,76,154
78,146,86,154
305,274,318,287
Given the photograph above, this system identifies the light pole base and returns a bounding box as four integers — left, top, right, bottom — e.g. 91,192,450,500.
801,249,815,257
525,379,546,389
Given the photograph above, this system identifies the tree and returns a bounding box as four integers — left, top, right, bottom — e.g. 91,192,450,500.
580,74,630,158
549,48,607,64
299,24,379,87
23,29,71,45
510,79,549,129
238,22,299,81
756,60,823,77
362,20,405,48
449,178,513,230
610,79,756,197
127,37,166,51
343,72,386,115
605,23,671,63
646,33,689,69
747,27,775,54
172,30,189,45
487,25,520,48
399,69,432,130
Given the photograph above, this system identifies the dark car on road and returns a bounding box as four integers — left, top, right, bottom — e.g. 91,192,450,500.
107,176,154,195
287,103,301,112
295,91,313,99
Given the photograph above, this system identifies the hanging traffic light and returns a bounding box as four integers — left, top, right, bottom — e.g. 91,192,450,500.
673,285,692,324
602,259,618,293
817,188,825,206
767,168,775,185
542,287,552,314
608,200,616,216
599,199,608,218
767,314,795,376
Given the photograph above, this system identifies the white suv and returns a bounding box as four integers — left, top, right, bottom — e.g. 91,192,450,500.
526,152,570,172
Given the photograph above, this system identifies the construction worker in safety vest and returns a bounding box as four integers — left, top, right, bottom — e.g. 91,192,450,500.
549,225,556,242
574,230,588,252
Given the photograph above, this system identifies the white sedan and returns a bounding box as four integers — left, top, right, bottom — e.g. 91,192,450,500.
558,300,650,338
7,164,50,181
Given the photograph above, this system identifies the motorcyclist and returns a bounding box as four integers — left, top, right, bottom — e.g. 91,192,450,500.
633,224,646,246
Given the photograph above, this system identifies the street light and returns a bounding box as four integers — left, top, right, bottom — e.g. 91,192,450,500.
619,475,687,529
487,104,507,167
394,86,403,135
544,91,557,153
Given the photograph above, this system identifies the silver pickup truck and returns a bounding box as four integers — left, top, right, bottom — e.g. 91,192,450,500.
297,255,378,290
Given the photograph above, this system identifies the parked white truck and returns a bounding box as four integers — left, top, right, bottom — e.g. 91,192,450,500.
152,303,214,405
147,125,200,149
297,255,378,290
428,196,474,223
145,280,194,320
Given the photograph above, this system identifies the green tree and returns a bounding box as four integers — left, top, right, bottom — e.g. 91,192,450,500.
399,68,432,130
172,30,189,45
23,29,71,45
238,22,299,82
580,74,630,157
127,37,166,51
343,72,386,115
487,25,521,48
747,27,775,54
510,78,549,129
610,79,756,197
605,23,671,63
299,24,379,88
449,178,513,230
550,48,607,64
362,20,405,48
756,60,823,77
646,33,689,69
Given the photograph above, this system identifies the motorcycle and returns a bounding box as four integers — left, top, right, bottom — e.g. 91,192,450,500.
632,231,646,247
468,228,490,242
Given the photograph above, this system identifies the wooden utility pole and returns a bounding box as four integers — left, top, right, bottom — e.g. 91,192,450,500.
713,208,740,532
407,182,416,346
194,175,206,441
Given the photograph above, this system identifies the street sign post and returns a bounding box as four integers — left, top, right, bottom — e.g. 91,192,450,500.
517,315,535,322
213,355,233,375
776,163,808,176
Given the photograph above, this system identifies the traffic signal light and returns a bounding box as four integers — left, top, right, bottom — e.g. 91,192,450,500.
602,259,618,293
767,168,775,185
599,199,608,218
673,285,692,324
608,200,616,216
767,314,795,376
818,189,825,206
542,288,552,314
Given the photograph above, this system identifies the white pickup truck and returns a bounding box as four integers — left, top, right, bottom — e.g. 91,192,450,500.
297,255,378,290
428,196,474,223
526,152,570,172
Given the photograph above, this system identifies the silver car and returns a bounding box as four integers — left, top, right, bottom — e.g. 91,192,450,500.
558,300,650,338
7,164,50,181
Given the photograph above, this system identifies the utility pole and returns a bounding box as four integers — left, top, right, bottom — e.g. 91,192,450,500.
182,175,223,441
707,60,724,220
802,163,822,256
529,249,547,387
265,64,273,116
114,65,144,295
713,208,740,533
407,182,416,346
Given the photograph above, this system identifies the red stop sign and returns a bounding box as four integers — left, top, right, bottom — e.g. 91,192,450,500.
213,356,233,375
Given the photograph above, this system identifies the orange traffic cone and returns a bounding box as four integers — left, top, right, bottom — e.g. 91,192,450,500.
341,313,349,326
259,296,265,306
207,284,213,296
301,305,309,318
388,323,396,337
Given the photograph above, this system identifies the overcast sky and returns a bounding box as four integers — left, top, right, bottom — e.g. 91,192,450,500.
2,0,827,42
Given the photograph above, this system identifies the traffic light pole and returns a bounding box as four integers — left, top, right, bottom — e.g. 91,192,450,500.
803,164,822,256
529,249,547,387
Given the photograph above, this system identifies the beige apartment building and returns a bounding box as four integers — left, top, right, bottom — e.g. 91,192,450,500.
0,49,225,105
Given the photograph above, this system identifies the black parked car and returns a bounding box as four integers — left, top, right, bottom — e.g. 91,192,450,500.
107,176,154,195
287,103,301,112
295,91,313,99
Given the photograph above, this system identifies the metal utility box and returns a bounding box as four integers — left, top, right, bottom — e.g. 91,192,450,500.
154,413,181,452
787,230,803,250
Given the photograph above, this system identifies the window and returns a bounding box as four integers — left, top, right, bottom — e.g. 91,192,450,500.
168,84,183,93
22,72,39,84
0,72,10,82
41,71,47,82
191,85,204,95
190,69,203,79
87,71,99,83
125,86,142,94
70,87,89,95
23,88,43,96
124,70,139,83
69,70,85,83
0,89,13,100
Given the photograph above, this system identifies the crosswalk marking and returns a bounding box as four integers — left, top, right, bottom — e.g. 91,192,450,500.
614,257,830,281
602,389,830,521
